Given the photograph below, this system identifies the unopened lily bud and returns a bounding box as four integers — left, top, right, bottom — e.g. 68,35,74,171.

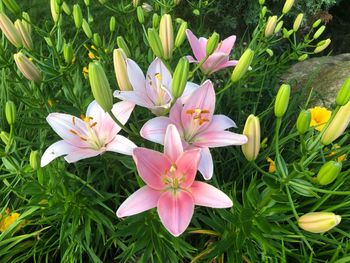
2,0,21,15
172,57,189,99
206,32,220,56
159,14,174,60
14,19,33,50
93,33,102,47
82,19,92,38
50,0,60,23
142,3,153,13
30,150,40,171
116,36,131,57
312,19,322,28
21,12,32,35
314,39,331,53
152,13,159,28
0,13,22,48
113,49,132,91
148,28,164,58
132,0,139,7
242,114,260,161
55,0,63,6
44,37,53,47
63,42,74,64
296,110,311,134
62,2,71,15
0,131,10,145
275,21,284,33
88,62,113,112
321,101,350,145
266,48,273,56
137,6,144,24
259,0,265,5
293,13,304,32
175,21,187,48
298,212,341,233
317,161,342,185
84,0,90,6
231,48,254,83
109,16,116,32
313,25,325,39
265,16,277,37
282,28,294,38
14,52,42,83
274,84,290,118
5,100,16,125
193,9,200,16
282,0,294,14
336,76,350,106
260,6,267,18
73,4,83,29
298,54,308,61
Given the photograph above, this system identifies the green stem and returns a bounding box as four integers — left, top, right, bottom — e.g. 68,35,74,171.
107,110,134,136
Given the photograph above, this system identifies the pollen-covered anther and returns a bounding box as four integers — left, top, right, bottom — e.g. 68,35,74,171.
90,122,97,128
155,73,162,81
186,108,210,125
169,164,177,173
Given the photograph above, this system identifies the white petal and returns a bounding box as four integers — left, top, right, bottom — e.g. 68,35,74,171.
106,135,137,155
41,140,78,167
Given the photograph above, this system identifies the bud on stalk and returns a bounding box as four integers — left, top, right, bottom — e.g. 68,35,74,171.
152,13,159,28
14,19,33,50
293,13,304,32
148,28,164,58
14,52,42,83
117,36,131,58
30,150,40,171
109,16,116,32
282,0,294,14
317,161,342,185
298,212,341,233
313,25,325,39
159,14,174,60
50,0,60,23
2,0,21,15
175,21,187,48
62,2,71,15
242,114,261,161
206,32,220,56
21,12,32,35
296,110,311,134
336,76,350,106
5,100,16,125
137,6,144,24
0,131,10,145
274,84,291,117
312,19,322,28
314,39,331,53
0,13,22,48
298,54,308,61
274,21,284,33
82,19,92,38
63,42,74,64
172,57,189,99
113,49,132,91
231,48,254,83
93,33,102,47
265,16,277,37
73,4,83,28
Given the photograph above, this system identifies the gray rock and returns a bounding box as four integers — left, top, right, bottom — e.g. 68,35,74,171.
281,53,350,107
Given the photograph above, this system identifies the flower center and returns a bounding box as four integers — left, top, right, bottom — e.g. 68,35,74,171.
162,164,186,191
186,108,210,125
147,73,169,106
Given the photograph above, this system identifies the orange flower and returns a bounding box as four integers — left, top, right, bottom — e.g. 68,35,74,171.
309,106,331,131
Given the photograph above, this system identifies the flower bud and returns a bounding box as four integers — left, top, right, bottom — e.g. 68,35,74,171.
274,84,290,117
113,49,132,91
84,0,90,6
14,19,33,50
98,0,108,4
313,25,325,40
142,3,153,13
231,48,254,83
63,42,74,64
0,13,22,48
274,21,284,33
296,110,311,134
82,19,92,38
30,150,40,171
93,33,102,47
159,14,174,60
317,161,342,185
282,28,294,38
88,62,113,112
172,57,189,99
293,13,304,32
192,9,200,16
137,6,144,24
260,6,267,18
266,48,273,57
2,0,21,15
148,28,164,58
259,0,265,5
265,16,277,37
175,21,187,48
242,114,260,161
282,0,294,14
321,101,350,145
50,0,60,23
314,38,331,54
116,36,131,58
21,12,32,35
132,0,139,7
336,76,350,106
298,212,341,233
44,37,53,47
206,32,220,56
0,131,10,145
56,0,63,6
152,13,159,28
312,19,322,28
14,52,42,83
298,54,308,61
73,4,83,29
62,2,71,15
5,100,16,125
108,16,116,33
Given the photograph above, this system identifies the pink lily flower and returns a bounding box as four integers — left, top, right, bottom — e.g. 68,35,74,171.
186,29,238,75
140,80,248,180
116,124,233,237
114,57,198,116
41,100,136,167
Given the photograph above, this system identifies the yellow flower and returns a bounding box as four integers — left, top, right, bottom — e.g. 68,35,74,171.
267,157,276,173
82,66,89,78
47,99,53,107
309,106,331,131
0,210,20,233
88,51,96,59
326,144,347,162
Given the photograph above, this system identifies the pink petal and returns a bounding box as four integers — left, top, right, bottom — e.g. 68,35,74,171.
164,124,183,162
116,186,161,217
201,115,237,132
41,140,78,167
193,130,248,148
180,82,199,104
140,117,171,144
169,100,184,132
198,147,213,180
157,190,194,237
106,135,137,155
202,52,229,75
216,35,236,54
126,58,146,92
209,59,238,74
185,29,206,61
146,57,172,93
110,101,135,133
190,181,233,208
175,149,201,188
186,55,197,63
133,147,171,190
114,90,153,108
64,148,103,163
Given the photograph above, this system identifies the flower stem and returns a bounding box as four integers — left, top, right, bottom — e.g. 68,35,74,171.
107,110,134,136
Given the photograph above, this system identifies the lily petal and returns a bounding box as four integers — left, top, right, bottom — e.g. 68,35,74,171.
116,186,161,217
186,55,197,63
200,115,237,132
193,130,248,148
198,147,213,180
157,190,194,237
217,35,236,54
185,29,206,61
190,181,233,208
114,90,153,109
146,57,172,93
106,135,137,155
110,101,135,133
41,140,77,167
202,52,229,74
180,82,200,104
64,148,103,163
176,149,201,188
126,58,146,92
169,100,184,132
140,117,171,144
164,124,183,162
210,59,238,73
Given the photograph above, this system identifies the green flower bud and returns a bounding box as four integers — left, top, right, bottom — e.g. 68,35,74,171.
109,16,116,32
274,21,284,33
175,21,187,48
44,37,53,47
314,38,331,54
321,101,350,145
30,150,40,171
93,33,102,47
5,100,16,125
2,0,21,15
116,36,131,58
298,54,308,61
206,32,220,56
21,12,32,35
293,13,304,32
312,19,322,28
296,110,311,134
282,28,294,38
152,13,159,28
98,0,108,4
274,84,291,117
113,48,132,91
282,0,294,14
192,9,200,16
265,16,277,37
88,62,113,112
231,48,254,83
55,0,63,6
14,19,33,50
63,42,74,64
266,48,273,56
259,0,265,5
84,0,90,6
172,57,189,99
62,2,71,15
0,131,10,145
159,14,174,60
242,114,261,161
148,28,164,58
317,161,342,185
313,25,325,39
82,19,92,38
132,0,139,7
0,13,22,48
73,4,83,29
336,76,350,106
50,0,60,23
298,212,341,233
14,52,42,83
137,6,144,24
261,6,267,18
